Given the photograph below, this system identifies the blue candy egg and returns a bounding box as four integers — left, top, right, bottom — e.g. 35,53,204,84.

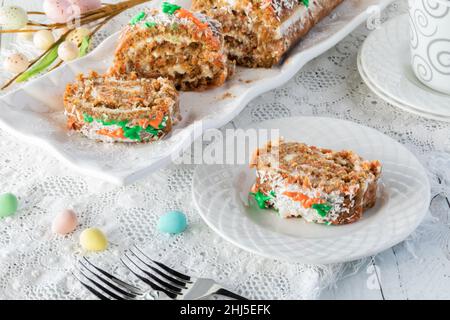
158,211,187,234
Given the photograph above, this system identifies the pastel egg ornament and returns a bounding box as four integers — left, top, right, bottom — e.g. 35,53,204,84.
33,30,55,50
79,228,108,252
0,6,28,30
58,41,79,61
3,53,29,74
158,211,188,234
66,27,90,46
17,29,34,42
0,193,19,218
43,0,101,23
52,209,78,235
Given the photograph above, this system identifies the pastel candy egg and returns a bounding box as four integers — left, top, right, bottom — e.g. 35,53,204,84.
52,209,78,235
0,6,28,30
0,193,18,218
33,30,55,50
158,211,187,234
79,228,108,251
3,53,29,74
73,0,102,13
66,27,90,46
58,41,79,61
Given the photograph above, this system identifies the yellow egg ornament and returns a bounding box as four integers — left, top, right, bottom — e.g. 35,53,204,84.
79,228,108,252
67,27,91,46
34,30,55,50
58,41,79,61
3,53,29,74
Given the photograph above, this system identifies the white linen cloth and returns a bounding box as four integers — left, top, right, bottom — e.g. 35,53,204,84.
0,0,449,299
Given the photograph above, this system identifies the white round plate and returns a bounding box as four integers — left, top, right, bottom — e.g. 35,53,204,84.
359,14,450,121
192,117,430,264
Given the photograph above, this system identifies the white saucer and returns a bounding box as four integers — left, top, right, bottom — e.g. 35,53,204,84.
192,117,430,264
358,14,450,122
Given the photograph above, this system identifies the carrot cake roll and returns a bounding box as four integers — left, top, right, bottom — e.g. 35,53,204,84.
109,3,234,91
250,140,381,225
192,0,344,68
63,72,180,143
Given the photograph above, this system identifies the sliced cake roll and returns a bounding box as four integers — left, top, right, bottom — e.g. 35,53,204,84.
250,140,381,225
63,72,180,143
109,3,234,91
192,0,344,68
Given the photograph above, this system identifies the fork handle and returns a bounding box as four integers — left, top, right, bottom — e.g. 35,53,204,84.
215,288,248,300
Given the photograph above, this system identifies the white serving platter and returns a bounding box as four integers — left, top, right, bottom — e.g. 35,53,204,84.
0,0,394,185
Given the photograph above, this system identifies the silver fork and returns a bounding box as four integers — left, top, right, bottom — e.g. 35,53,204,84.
73,257,153,300
121,246,248,300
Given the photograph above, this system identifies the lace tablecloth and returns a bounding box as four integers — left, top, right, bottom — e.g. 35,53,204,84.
0,0,449,300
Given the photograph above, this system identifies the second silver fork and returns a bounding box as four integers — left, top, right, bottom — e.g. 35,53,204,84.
121,246,247,300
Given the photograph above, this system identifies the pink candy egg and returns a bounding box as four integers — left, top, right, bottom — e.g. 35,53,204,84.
43,0,101,23
52,209,78,235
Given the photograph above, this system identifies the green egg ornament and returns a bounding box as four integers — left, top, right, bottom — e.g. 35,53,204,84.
158,211,187,234
0,193,18,218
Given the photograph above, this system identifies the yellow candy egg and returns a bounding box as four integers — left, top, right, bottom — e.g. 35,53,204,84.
33,30,55,50
66,27,90,46
0,6,28,30
79,228,108,252
3,53,29,74
58,41,79,61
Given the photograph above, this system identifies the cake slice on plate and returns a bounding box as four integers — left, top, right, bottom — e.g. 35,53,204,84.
109,3,234,91
63,71,180,143
192,0,344,67
250,139,381,225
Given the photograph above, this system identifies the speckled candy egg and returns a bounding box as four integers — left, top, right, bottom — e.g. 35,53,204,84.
58,41,79,61
0,193,18,218
52,209,78,235
66,27,90,46
0,6,28,30
43,0,101,23
33,30,55,50
158,211,188,234
79,228,108,251
3,53,29,74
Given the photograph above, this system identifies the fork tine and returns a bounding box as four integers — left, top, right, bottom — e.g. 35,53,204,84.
133,246,191,281
82,257,142,293
124,252,185,294
129,248,189,288
121,256,178,299
78,260,139,299
72,272,111,300
75,267,128,300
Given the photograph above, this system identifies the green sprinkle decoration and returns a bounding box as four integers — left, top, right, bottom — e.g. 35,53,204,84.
83,114,169,141
251,190,275,209
301,0,309,7
16,46,59,83
312,203,332,217
83,113,94,123
162,2,181,15
144,21,156,29
79,36,91,57
130,11,146,25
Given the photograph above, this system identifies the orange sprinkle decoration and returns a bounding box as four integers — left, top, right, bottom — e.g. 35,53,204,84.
138,118,150,129
96,128,125,139
282,192,325,208
175,8,208,30
149,112,164,129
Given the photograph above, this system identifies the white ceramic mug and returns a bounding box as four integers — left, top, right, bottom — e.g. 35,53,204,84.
408,0,450,95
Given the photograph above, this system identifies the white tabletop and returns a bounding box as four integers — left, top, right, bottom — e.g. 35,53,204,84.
1,0,450,300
